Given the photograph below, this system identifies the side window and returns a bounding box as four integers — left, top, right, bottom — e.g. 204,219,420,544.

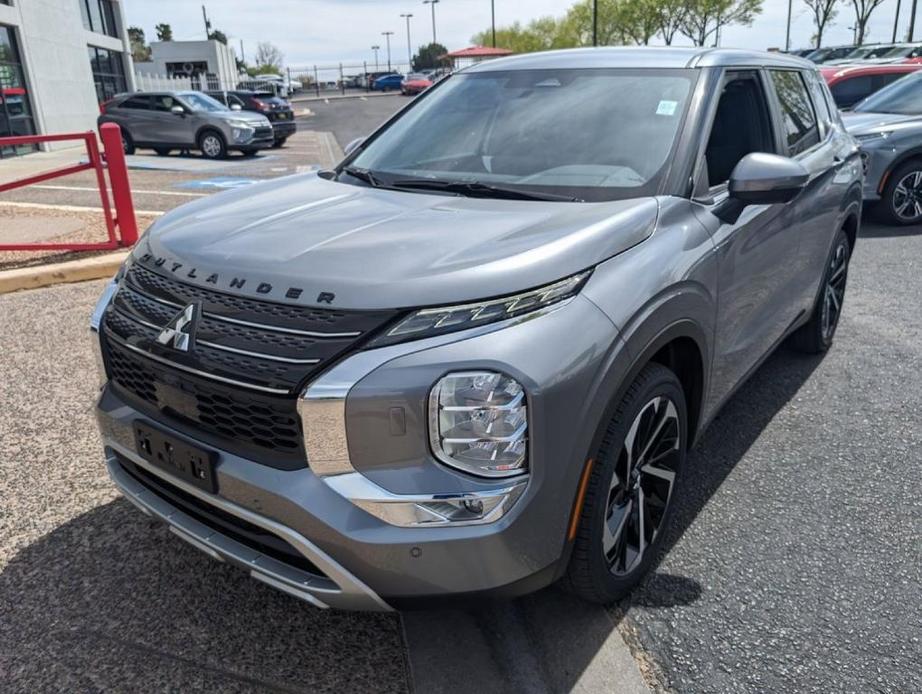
209,92,228,105
703,72,776,188
769,70,820,155
121,96,151,110
228,95,245,108
153,95,179,112
873,73,905,91
829,75,872,109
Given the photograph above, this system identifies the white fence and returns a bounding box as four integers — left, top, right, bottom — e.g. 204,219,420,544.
133,72,193,92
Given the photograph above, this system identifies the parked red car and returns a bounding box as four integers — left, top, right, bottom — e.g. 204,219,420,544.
821,63,922,108
400,73,432,96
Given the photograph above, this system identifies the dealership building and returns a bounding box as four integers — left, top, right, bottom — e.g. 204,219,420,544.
0,0,134,156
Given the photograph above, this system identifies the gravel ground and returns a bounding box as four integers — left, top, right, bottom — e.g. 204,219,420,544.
614,221,922,693
0,281,410,693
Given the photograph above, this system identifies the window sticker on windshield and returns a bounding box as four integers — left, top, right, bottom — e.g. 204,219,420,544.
656,100,678,116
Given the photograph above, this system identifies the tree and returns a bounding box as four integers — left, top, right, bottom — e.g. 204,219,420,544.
803,0,839,47
849,0,886,44
208,29,228,45
680,0,762,46
412,42,449,70
127,26,150,62
564,0,633,46
472,16,575,53
621,0,663,45
654,0,689,44
254,42,284,72
154,22,173,42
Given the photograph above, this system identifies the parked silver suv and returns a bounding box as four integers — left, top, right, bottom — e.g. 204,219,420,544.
91,48,862,610
98,91,273,159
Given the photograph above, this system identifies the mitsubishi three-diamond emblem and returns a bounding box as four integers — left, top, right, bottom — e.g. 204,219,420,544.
156,303,199,352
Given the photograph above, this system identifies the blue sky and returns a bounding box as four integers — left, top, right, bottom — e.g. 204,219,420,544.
123,0,913,68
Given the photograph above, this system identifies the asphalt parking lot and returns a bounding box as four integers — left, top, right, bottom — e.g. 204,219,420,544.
1,96,920,693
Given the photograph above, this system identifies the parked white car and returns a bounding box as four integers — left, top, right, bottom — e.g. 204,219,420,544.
252,73,302,96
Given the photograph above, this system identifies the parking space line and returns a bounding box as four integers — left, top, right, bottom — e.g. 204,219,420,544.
0,200,165,215
31,184,208,198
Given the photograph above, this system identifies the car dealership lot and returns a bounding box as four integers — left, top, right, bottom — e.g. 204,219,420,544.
1,96,920,693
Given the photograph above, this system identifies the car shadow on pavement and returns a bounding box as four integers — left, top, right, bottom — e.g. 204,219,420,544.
403,345,825,693
0,499,411,693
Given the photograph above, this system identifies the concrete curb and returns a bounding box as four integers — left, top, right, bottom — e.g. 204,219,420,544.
0,250,128,294
402,588,650,693
290,91,395,104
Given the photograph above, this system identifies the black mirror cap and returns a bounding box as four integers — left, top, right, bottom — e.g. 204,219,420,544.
728,152,809,205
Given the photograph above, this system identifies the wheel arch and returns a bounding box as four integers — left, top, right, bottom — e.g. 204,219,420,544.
877,147,922,196
195,125,226,146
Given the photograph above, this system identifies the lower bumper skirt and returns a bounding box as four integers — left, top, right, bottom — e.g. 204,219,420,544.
105,444,393,612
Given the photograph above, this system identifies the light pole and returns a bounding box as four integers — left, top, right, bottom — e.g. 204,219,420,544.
491,0,496,48
785,0,792,52
423,0,439,44
371,44,380,71
382,31,394,71
592,0,598,46
400,13,413,71
894,0,902,42
909,0,918,41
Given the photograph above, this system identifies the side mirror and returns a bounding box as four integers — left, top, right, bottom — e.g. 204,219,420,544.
714,152,809,223
230,103,242,111
343,136,366,156
170,105,185,116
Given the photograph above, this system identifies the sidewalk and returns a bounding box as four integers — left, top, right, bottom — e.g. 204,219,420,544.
0,145,89,187
290,90,394,104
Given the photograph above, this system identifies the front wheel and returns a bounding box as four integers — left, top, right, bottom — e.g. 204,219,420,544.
271,138,287,149
790,228,851,354
563,363,687,604
121,131,135,155
198,131,226,160
881,160,922,225
154,147,171,157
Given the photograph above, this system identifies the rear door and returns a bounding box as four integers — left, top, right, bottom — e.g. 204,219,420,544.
765,68,849,316
110,95,154,141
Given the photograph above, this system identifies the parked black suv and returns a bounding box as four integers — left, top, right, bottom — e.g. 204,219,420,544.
206,90,297,148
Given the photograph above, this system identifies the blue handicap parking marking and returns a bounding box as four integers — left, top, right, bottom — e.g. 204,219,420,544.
176,177,260,190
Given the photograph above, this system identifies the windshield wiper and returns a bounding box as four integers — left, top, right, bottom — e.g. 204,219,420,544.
389,178,583,202
340,166,384,188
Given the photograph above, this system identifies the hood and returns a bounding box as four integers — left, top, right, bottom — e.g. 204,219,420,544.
841,110,922,134
134,174,658,310
212,110,268,125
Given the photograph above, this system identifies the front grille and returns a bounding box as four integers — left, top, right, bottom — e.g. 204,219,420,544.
102,262,399,466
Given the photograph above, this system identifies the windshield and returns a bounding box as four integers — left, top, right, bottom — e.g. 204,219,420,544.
346,68,695,202
881,46,914,58
854,71,922,113
181,92,228,112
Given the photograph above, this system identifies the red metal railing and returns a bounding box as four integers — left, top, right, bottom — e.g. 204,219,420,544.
0,122,138,251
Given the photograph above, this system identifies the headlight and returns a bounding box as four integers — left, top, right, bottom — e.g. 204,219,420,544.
375,270,591,345
227,119,255,129
854,131,892,144
429,371,527,478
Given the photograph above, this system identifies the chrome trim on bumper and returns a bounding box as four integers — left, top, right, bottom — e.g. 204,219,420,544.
104,444,393,612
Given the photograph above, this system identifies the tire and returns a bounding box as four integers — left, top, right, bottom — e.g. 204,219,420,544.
198,130,226,160
563,363,687,604
154,147,171,156
271,138,287,149
880,159,922,225
239,148,258,157
121,131,135,155
790,228,851,354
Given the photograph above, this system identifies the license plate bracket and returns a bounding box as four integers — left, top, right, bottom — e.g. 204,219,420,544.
134,421,218,493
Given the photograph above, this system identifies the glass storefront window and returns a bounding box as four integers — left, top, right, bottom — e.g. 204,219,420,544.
80,0,119,38
0,26,37,158
88,45,127,104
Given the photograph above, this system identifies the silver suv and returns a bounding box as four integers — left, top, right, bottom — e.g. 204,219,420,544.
98,91,273,159
91,48,862,610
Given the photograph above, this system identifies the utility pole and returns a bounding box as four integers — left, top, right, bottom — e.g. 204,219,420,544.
382,31,394,72
372,45,380,71
202,4,211,39
423,0,440,44
592,0,598,46
401,13,413,70
491,0,496,48
894,0,902,42
239,39,245,64
785,0,792,51
909,0,919,41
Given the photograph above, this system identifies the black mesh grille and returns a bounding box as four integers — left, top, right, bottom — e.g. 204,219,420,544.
105,341,304,458
103,263,399,466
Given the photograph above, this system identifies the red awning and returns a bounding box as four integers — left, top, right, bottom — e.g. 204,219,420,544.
444,46,513,59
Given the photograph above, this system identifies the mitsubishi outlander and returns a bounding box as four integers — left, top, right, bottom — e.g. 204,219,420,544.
91,48,862,610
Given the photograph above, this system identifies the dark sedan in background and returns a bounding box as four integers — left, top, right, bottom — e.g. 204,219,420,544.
206,90,297,148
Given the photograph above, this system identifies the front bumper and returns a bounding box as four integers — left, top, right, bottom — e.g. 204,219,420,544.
94,293,621,608
270,119,297,139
